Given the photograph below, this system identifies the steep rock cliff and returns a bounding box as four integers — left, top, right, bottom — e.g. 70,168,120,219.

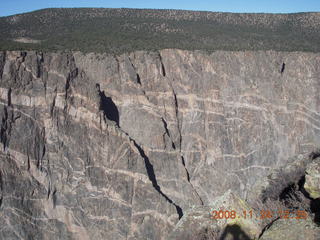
0,49,320,239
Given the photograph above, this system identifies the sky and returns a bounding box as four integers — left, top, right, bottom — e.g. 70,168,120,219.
1,0,320,17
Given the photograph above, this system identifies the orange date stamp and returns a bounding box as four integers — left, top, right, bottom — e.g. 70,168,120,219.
210,209,308,220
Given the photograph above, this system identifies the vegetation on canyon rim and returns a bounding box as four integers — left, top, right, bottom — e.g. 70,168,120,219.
0,8,320,53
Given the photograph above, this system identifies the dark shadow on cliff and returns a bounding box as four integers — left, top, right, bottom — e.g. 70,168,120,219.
311,199,320,225
281,62,285,74
133,141,183,219
297,176,320,225
97,84,119,126
219,225,251,240
94,84,183,219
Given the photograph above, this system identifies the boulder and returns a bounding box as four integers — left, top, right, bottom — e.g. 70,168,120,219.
304,157,320,199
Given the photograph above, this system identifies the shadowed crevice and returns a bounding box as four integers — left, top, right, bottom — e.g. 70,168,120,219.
0,51,6,80
7,88,11,106
258,217,280,239
310,150,320,160
171,86,204,205
0,106,13,151
298,176,320,224
0,170,3,208
158,52,166,77
64,68,78,101
96,84,119,126
132,140,183,219
281,62,285,74
99,91,119,125
161,117,176,149
181,156,190,182
36,52,44,78
136,73,141,85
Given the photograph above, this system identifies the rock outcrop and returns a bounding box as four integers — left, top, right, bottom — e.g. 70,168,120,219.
260,218,320,240
305,157,320,199
0,49,320,239
168,190,262,240
247,152,317,202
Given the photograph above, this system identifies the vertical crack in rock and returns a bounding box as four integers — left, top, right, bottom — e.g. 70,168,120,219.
37,52,47,96
36,52,44,78
65,68,78,101
7,88,11,107
158,52,166,77
172,88,182,149
172,86,204,205
132,140,183,219
281,62,285,74
114,55,120,74
50,87,57,118
128,56,141,85
64,54,78,102
136,73,141,85
20,51,27,62
27,149,31,171
0,108,14,150
110,120,184,219
0,170,3,208
0,89,14,151
62,55,78,126
47,182,57,208
65,72,71,102
94,82,184,218
0,51,6,80
161,117,176,149
94,82,183,217
34,127,46,171
181,156,190,182
47,181,52,200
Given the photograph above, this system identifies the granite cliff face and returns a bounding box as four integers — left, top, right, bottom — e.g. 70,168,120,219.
0,49,320,239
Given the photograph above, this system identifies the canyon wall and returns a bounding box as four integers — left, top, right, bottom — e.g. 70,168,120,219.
0,49,319,239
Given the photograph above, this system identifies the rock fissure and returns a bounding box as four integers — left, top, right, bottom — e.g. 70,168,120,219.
0,105,14,151
7,88,11,107
97,110,184,220
0,170,3,209
64,68,78,101
136,73,141,85
170,85,204,205
34,127,46,171
170,87,182,150
281,62,286,74
181,156,190,182
128,56,141,85
158,52,166,77
36,52,43,78
131,139,184,219
0,52,5,80
161,117,176,149
50,88,57,118
258,217,281,239
108,117,185,219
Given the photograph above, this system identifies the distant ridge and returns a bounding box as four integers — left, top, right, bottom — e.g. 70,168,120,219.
1,8,320,53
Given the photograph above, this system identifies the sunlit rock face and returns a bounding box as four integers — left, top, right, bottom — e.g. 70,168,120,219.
0,49,319,239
